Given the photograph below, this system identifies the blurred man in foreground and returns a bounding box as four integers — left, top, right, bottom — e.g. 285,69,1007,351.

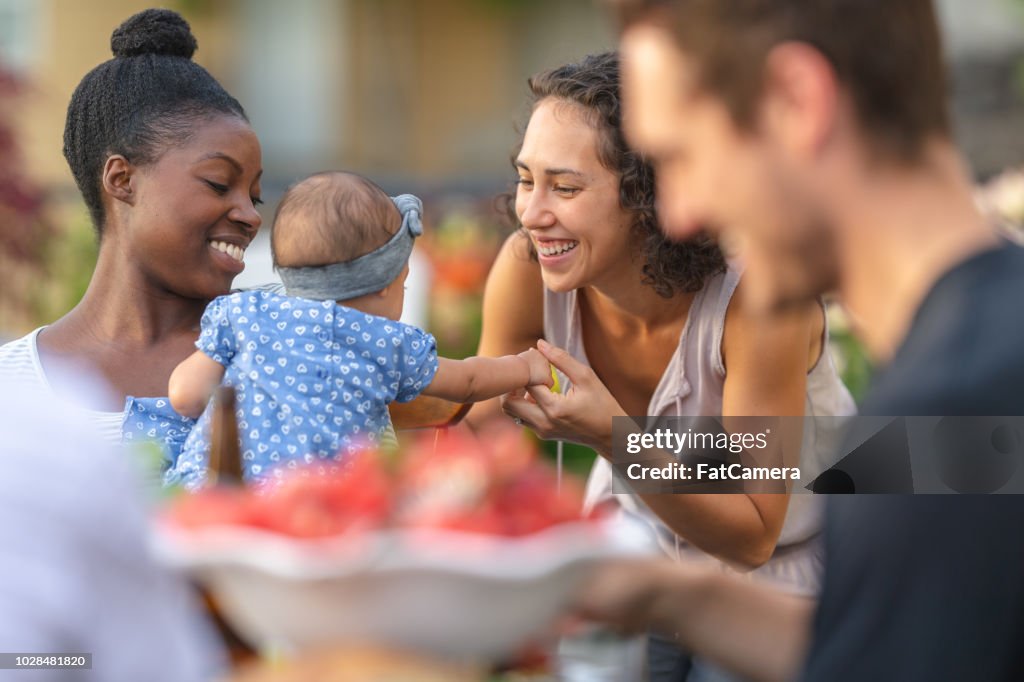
567,1,1024,680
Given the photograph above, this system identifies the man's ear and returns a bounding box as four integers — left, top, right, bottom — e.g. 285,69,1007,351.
101,154,136,205
760,41,839,160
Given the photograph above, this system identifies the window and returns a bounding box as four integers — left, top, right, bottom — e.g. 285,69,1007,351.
0,0,41,73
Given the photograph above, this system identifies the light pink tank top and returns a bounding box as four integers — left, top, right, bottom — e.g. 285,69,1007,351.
544,265,856,595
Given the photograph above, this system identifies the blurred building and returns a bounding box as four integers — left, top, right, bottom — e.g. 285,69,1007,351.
2,0,615,202
3,0,1023,203
0,0,616,330
939,0,1024,177
1,0,1022,333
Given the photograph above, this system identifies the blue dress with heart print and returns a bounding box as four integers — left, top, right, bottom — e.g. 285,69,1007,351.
164,290,438,489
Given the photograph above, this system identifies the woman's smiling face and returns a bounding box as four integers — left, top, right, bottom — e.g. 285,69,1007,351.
124,114,263,299
514,98,636,293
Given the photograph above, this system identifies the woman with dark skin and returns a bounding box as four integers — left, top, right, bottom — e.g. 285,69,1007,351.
0,8,457,444
0,9,263,443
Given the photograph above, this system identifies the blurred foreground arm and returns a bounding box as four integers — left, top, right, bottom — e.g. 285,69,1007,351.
574,558,814,682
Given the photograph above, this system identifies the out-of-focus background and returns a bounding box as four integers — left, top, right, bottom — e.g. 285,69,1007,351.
2,0,1024,401
0,0,617,352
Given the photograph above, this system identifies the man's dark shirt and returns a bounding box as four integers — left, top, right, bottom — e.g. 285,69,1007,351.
801,242,1024,682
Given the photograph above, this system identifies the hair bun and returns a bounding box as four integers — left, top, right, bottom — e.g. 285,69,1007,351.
110,9,197,59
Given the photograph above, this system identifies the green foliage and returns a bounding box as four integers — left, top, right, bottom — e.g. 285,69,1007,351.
829,328,874,404
470,0,543,14
29,211,99,325
540,439,597,477
126,440,181,502
1015,58,1024,100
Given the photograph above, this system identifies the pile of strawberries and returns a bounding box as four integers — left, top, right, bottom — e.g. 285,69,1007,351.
166,426,592,539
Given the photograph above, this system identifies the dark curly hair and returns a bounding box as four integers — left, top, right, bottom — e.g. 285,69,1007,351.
506,51,725,297
63,8,248,235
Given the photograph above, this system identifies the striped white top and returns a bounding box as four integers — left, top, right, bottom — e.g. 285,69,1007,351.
0,328,125,445
0,327,401,459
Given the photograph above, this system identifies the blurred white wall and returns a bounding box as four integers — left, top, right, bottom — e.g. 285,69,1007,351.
235,0,350,177
938,0,1024,58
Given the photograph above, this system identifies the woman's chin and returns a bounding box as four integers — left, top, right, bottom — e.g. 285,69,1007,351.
185,277,235,301
540,270,584,294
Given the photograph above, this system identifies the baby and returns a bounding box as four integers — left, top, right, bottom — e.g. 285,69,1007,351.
165,171,550,487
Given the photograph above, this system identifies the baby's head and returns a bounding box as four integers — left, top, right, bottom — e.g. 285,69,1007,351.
272,171,421,320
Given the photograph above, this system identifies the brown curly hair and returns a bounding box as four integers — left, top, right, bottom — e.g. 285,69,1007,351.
505,51,725,297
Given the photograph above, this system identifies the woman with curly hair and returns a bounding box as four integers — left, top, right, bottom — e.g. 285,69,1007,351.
473,52,855,681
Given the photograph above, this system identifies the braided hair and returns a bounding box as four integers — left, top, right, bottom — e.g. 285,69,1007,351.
63,8,247,235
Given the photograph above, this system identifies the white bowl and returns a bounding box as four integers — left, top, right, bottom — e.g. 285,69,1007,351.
151,520,642,661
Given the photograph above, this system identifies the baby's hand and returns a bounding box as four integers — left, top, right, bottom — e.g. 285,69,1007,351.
518,348,554,389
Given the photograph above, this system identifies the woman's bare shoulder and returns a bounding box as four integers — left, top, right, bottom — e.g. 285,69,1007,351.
479,231,544,355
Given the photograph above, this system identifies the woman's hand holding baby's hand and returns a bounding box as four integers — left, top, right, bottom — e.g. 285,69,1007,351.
518,348,554,389
503,340,628,454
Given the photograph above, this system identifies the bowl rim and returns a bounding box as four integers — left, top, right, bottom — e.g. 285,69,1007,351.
151,518,629,581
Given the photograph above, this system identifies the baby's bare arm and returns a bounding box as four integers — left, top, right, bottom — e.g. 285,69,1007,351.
168,351,226,418
423,353,552,404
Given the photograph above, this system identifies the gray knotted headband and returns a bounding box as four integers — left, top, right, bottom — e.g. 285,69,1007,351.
277,194,423,300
